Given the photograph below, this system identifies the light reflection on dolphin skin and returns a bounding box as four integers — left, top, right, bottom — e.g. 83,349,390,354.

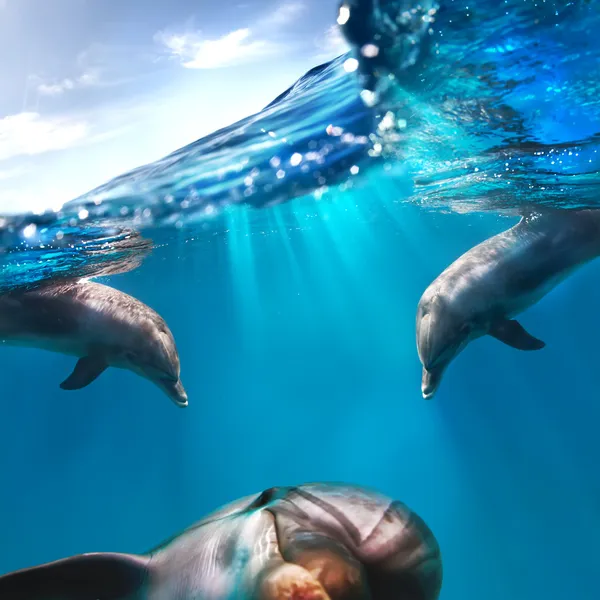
416,208,600,399
0,483,442,600
0,278,187,407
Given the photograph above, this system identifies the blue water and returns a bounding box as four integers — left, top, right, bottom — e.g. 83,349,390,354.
1,1,600,599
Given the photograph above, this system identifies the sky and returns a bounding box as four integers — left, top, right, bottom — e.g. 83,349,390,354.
0,0,349,214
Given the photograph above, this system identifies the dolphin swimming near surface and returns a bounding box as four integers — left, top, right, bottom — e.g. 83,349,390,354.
0,482,442,600
416,208,600,399
0,278,187,407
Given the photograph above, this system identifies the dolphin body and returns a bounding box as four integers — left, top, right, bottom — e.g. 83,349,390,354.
0,278,187,406
0,482,442,600
416,209,600,399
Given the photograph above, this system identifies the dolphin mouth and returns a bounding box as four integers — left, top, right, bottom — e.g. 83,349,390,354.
161,378,188,407
421,367,441,400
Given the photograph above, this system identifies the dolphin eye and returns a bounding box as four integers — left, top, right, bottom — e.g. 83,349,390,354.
124,351,138,363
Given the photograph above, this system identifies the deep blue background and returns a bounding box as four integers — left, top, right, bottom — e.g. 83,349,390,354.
0,199,599,600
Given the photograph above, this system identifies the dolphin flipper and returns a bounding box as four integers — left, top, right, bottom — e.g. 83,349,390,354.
60,355,108,390
0,552,150,600
489,319,546,351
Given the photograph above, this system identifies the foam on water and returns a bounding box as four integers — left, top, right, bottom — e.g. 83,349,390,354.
0,0,599,289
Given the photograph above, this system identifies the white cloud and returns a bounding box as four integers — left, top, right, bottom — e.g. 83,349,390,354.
32,69,100,97
77,69,101,86
260,1,305,27
35,69,103,96
154,27,272,70
315,25,351,61
0,166,26,181
0,112,88,162
36,78,75,96
31,43,137,97
74,44,130,87
155,1,307,70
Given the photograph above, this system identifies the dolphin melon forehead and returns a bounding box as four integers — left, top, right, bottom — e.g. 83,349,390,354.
77,282,165,326
420,281,471,318
294,483,396,541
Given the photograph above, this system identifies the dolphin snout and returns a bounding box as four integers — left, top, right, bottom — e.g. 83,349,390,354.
418,312,442,398
162,378,188,407
421,367,442,400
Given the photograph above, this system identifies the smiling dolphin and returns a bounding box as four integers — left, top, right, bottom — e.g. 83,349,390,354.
0,482,442,600
0,278,187,407
416,209,600,399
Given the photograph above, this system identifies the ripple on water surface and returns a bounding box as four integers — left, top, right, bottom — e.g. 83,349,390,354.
1,0,599,288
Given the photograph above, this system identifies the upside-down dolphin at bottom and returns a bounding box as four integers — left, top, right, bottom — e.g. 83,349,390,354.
0,482,442,600
416,208,600,399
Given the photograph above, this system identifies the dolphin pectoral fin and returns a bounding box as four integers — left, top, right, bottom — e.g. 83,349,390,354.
0,552,150,600
489,319,546,351
60,355,108,390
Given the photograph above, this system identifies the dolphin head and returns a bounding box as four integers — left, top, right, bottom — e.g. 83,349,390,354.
155,483,442,600
0,483,442,600
416,291,474,400
121,319,188,407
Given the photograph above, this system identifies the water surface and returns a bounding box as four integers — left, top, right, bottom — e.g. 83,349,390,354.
0,2,599,600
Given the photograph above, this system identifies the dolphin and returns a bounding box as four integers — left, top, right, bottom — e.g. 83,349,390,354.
0,482,442,600
416,209,600,399
0,278,187,407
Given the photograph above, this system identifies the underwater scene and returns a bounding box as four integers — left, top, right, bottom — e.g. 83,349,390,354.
1,0,599,599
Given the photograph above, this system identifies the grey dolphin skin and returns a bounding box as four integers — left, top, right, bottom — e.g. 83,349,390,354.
0,482,442,600
416,209,600,399
0,278,187,407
